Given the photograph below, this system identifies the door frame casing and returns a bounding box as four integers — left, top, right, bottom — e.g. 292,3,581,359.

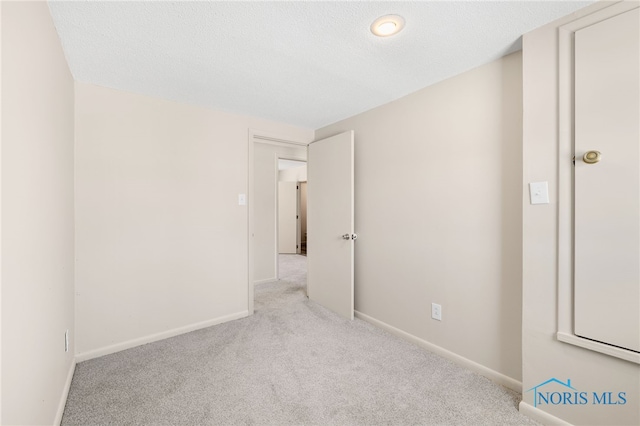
274,155,306,279
556,1,640,364
248,129,308,315
296,182,307,255
276,156,307,260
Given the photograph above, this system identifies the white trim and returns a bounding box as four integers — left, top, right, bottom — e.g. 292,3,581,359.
54,359,76,426
557,332,640,364
277,154,307,163
354,310,522,393
557,1,640,364
518,401,573,426
75,311,248,362
0,2,3,420
273,153,279,279
254,278,277,285
248,130,255,315
251,129,309,147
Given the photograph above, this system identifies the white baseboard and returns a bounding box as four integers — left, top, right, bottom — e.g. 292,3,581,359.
76,310,249,362
354,310,522,393
54,358,76,426
254,278,277,285
519,401,573,425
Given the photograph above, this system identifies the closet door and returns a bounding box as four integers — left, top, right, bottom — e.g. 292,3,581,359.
574,7,640,352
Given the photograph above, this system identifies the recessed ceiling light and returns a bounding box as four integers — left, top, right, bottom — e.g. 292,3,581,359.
371,15,405,37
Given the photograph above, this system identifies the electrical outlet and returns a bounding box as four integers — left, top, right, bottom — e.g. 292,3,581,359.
65,330,69,352
431,303,442,321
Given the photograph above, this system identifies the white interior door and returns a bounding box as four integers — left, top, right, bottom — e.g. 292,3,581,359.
307,131,355,320
278,181,298,254
574,7,640,353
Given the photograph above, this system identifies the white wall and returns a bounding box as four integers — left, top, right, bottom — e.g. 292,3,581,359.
1,2,75,424
522,2,640,424
279,165,307,182
316,52,523,385
253,144,307,282
75,83,312,359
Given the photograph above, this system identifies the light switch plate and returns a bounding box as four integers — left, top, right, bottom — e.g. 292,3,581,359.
238,194,247,206
529,182,549,205
431,303,442,321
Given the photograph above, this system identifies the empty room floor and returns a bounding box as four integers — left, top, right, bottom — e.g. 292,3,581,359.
61,255,537,425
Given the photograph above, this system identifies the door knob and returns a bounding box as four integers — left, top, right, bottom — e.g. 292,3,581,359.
583,150,601,164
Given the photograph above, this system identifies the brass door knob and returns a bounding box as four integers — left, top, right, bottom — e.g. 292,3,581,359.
583,150,601,164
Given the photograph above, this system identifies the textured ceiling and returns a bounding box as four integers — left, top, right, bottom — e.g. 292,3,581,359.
48,1,594,129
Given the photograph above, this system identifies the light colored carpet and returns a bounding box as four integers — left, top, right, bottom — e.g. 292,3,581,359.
62,254,538,425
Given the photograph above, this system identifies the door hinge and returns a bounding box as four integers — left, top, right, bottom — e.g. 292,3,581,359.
572,155,576,166
296,215,299,219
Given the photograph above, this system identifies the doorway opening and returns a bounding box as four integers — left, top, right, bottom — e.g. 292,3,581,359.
248,131,309,315
277,158,307,257
249,130,355,319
